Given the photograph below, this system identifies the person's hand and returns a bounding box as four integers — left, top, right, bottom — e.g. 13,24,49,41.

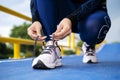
53,18,72,40
27,21,47,41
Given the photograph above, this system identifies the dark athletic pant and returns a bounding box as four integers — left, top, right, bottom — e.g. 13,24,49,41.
32,0,111,45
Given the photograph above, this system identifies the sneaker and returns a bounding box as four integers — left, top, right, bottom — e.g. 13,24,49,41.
32,41,62,69
82,42,97,63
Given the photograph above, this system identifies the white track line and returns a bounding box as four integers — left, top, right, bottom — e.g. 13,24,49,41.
0,58,32,63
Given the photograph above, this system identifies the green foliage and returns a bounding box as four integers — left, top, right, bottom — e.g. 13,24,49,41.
64,50,75,55
0,43,13,59
24,51,33,58
77,40,83,47
10,22,31,39
20,44,33,54
24,45,42,58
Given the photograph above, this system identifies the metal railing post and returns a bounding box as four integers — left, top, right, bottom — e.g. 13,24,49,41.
14,43,20,59
76,47,81,55
71,33,75,50
67,35,71,47
60,46,64,56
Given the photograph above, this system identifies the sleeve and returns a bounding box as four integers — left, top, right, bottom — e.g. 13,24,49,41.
30,0,40,23
66,0,103,26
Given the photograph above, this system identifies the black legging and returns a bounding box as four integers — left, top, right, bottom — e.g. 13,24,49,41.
31,0,111,45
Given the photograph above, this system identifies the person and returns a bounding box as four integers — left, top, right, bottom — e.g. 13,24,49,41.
27,0,111,69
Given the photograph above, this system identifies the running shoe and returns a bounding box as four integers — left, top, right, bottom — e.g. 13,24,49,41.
82,42,98,63
32,41,62,69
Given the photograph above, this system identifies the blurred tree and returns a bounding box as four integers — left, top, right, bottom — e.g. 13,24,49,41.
77,40,83,48
0,43,13,59
10,22,31,39
64,50,75,55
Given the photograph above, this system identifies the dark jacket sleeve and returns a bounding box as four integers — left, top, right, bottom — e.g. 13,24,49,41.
66,0,104,26
30,0,40,23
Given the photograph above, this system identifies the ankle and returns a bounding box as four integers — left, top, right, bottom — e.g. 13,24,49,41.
84,42,95,48
46,40,57,46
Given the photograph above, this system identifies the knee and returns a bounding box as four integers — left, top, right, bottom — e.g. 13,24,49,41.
80,11,111,45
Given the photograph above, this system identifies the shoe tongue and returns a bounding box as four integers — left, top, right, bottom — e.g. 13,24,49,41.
46,41,53,46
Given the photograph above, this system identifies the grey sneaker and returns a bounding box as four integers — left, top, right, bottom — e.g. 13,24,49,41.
82,42,97,63
32,41,62,69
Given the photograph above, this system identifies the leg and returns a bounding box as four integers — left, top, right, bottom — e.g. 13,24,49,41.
80,10,111,45
32,0,77,69
36,0,75,41
79,10,111,63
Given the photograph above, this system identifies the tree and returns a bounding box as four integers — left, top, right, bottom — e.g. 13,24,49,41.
77,40,83,48
10,22,31,39
0,43,13,59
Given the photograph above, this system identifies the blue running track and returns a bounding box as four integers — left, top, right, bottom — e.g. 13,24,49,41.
0,43,120,80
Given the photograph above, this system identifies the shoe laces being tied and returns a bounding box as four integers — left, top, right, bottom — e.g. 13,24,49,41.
33,35,60,57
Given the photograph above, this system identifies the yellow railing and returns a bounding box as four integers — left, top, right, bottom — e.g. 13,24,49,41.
0,37,43,59
0,36,106,59
0,36,80,59
0,5,32,22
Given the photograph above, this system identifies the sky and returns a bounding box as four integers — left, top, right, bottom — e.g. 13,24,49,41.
0,0,31,37
0,0,120,45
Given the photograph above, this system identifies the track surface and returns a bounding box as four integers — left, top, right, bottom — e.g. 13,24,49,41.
0,43,120,80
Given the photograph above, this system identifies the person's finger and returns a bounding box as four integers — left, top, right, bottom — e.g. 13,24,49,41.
28,30,39,40
58,31,71,39
36,29,41,36
30,34,47,41
53,29,71,40
36,24,42,36
38,36,47,41
27,25,36,36
54,25,63,34
54,26,71,37
27,23,35,31
28,30,34,38
30,34,37,40
28,30,46,41
27,25,32,31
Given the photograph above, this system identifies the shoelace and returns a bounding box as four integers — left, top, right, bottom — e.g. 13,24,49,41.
33,35,57,57
86,46,95,56
33,35,62,61
33,36,40,57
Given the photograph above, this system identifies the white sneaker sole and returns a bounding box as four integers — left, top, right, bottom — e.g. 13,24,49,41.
32,58,62,69
83,56,98,63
